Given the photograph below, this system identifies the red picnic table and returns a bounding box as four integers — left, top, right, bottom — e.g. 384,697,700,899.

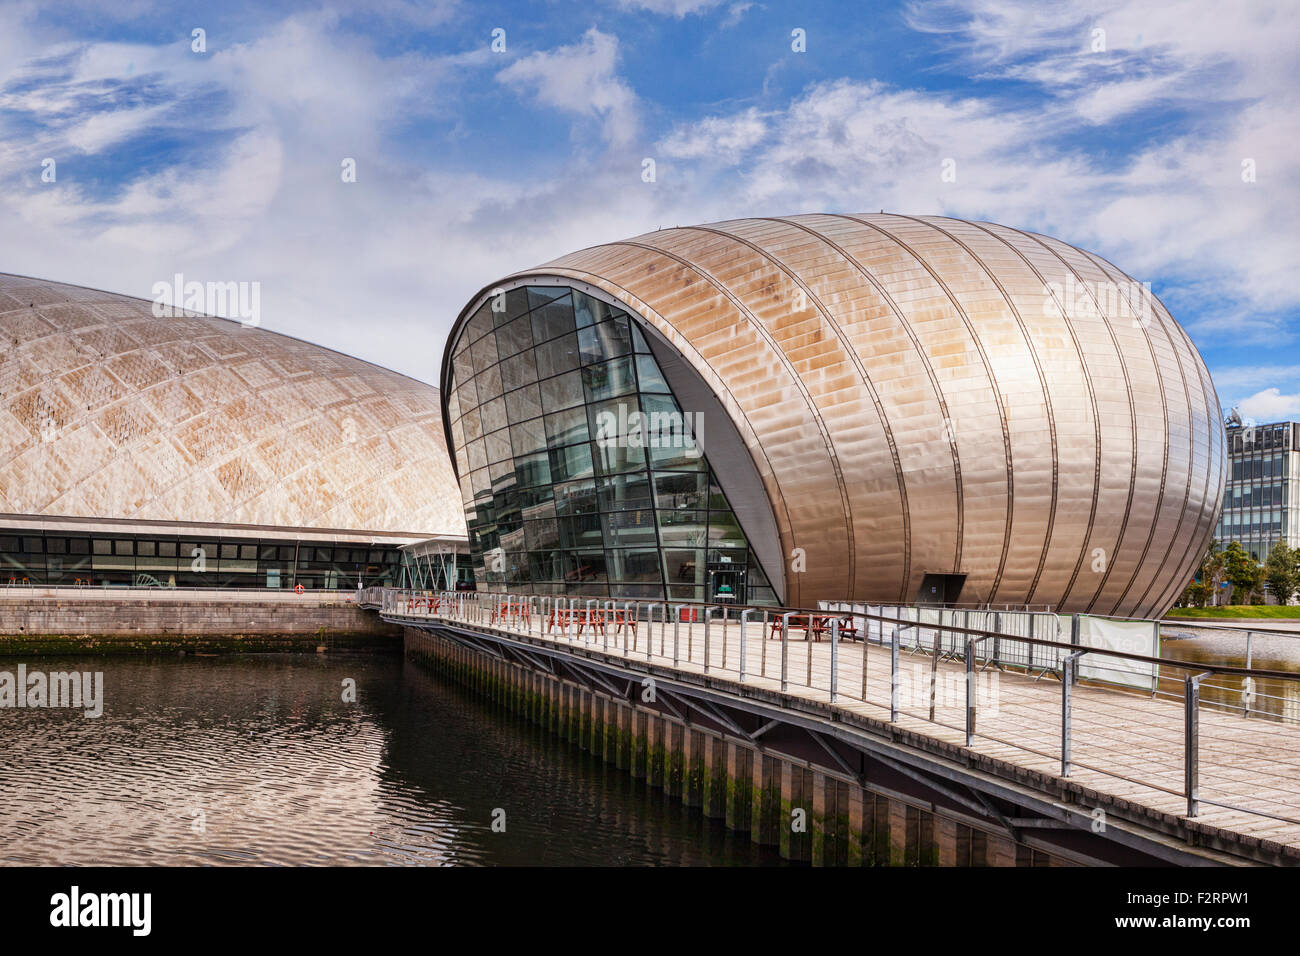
767,613,859,642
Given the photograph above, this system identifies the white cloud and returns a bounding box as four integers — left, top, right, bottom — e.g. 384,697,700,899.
497,28,638,147
721,3,756,28
658,107,767,162
1236,388,1300,423
0,0,1294,404
611,0,728,16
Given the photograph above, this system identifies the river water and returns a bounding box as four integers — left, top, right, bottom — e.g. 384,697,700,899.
0,652,782,866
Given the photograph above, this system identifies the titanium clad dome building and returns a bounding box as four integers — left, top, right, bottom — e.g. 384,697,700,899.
441,214,1226,618
0,272,467,589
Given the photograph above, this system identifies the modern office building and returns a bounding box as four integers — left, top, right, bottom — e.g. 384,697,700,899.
1217,419,1299,560
0,272,469,589
441,213,1225,618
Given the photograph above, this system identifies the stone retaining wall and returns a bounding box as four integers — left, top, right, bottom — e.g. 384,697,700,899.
0,594,401,655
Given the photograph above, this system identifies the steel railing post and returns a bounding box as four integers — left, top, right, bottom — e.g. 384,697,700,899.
890,620,900,722
623,602,632,657
652,603,662,661
781,611,793,692
966,636,979,745
1185,673,1208,818
739,608,754,682
830,617,839,703
1061,651,1083,777
673,606,684,667
860,609,869,701
1151,621,1161,696
703,606,711,673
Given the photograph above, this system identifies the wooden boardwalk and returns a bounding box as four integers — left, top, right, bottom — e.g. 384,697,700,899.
391,600,1300,857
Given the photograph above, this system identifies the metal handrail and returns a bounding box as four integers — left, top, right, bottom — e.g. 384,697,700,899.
379,587,1300,827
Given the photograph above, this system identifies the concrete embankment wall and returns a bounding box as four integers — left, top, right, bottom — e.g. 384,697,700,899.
0,589,401,655
406,628,1072,867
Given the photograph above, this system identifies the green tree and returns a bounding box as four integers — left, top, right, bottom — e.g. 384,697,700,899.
1223,541,1263,605
1179,540,1225,607
1263,540,1299,606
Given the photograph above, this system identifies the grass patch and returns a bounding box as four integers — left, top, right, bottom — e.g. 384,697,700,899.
1165,605,1300,619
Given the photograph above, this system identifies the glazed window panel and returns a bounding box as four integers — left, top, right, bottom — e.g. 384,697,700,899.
490,460,517,491
603,510,658,548
707,510,747,547
566,549,608,584
558,514,604,549
605,547,661,585
510,418,546,457
454,376,477,415
658,511,709,547
520,493,555,523
610,582,663,600
512,451,551,489
504,383,542,422
653,471,709,510
499,526,526,554
630,321,653,354
479,395,507,433
528,550,564,581
578,316,632,364
587,396,641,443
496,314,534,361
466,303,494,344
592,439,647,476
526,286,568,310
548,442,594,482
500,350,538,392
545,406,589,446
470,333,498,374
649,443,706,471
664,548,705,586
485,429,513,465
535,333,580,379
634,354,671,393
524,518,560,551
598,472,654,512
452,351,476,394
476,364,503,402
554,478,598,516
453,324,473,356
460,407,482,442
582,356,637,403
465,438,487,473
530,298,576,345
573,291,618,329
540,370,584,413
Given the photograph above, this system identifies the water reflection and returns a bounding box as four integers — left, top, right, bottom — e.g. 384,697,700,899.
0,653,781,866
1159,627,1300,724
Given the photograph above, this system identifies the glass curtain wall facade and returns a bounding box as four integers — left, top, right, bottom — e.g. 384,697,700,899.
447,285,776,604
0,530,406,589
1217,421,1300,560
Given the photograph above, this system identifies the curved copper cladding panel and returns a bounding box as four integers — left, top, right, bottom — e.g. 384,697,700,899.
0,273,465,537
447,214,1225,617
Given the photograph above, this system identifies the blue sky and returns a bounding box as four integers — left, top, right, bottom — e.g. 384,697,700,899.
0,0,1296,420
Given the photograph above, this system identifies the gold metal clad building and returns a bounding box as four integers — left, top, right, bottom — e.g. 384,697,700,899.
443,214,1225,618
0,273,465,589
